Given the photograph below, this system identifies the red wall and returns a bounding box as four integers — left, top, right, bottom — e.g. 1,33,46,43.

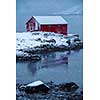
40,24,67,35
26,17,68,35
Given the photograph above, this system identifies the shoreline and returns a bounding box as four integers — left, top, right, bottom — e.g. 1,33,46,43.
16,44,83,61
16,81,83,100
16,32,83,61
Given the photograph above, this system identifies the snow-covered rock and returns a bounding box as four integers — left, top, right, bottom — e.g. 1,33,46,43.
16,32,69,53
16,50,28,57
16,31,83,58
24,81,50,94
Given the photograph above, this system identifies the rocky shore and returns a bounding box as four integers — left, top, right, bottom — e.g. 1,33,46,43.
16,81,83,100
16,32,83,61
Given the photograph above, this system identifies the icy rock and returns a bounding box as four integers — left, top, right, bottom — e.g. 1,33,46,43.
24,81,50,94
19,85,26,91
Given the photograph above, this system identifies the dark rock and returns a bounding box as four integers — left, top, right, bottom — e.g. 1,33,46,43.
35,38,42,41
45,39,56,43
80,91,83,95
16,54,41,62
74,38,81,42
59,82,79,92
72,34,79,38
66,40,71,46
67,94,83,100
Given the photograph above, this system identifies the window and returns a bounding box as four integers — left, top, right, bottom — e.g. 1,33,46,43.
29,23,34,31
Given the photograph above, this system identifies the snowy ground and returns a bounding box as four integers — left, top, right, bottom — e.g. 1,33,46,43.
16,32,82,57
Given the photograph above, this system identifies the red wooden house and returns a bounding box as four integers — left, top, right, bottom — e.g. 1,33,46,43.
26,16,68,35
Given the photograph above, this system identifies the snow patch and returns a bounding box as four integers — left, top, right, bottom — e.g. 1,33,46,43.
26,81,44,87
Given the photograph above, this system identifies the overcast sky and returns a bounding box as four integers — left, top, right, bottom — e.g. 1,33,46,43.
16,0,82,32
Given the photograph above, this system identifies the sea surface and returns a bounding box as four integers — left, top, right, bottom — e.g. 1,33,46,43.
16,49,83,90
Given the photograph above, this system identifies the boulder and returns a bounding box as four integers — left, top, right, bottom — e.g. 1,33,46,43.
19,85,26,91
24,81,50,94
59,82,79,92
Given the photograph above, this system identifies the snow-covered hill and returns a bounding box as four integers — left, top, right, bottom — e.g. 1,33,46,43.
54,4,83,15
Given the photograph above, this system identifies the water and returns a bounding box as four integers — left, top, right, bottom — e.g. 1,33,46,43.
16,49,83,89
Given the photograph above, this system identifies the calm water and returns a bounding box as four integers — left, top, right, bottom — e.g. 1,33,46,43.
16,49,83,89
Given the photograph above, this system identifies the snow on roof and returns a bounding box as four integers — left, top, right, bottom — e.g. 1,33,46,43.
33,16,68,25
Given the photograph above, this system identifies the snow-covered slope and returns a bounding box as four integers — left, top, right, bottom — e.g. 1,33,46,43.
54,4,83,15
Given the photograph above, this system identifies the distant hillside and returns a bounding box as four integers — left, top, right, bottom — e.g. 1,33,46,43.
54,4,83,15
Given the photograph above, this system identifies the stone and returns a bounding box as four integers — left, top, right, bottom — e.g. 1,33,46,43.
19,85,26,91
74,38,81,42
59,82,79,92
24,81,50,94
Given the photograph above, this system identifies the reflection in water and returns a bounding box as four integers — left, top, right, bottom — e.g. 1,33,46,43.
16,50,82,88
41,56,68,68
42,52,56,60
27,62,37,76
27,52,68,76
